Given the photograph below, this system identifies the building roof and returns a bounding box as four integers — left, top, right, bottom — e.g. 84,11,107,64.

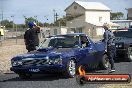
90,22,120,27
56,33,85,36
126,8,132,10
65,1,111,11
111,20,132,22
75,1,110,11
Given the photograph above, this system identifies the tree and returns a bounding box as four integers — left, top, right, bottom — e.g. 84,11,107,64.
43,22,50,27
24,17,39,27
110,12,124,20
54,17,66,27
1,20,14,28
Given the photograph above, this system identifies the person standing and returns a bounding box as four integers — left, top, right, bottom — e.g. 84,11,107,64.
103,23,116,72
24,22,36,52
0,26,4,45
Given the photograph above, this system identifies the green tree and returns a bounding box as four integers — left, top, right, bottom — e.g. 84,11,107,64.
110,12,124,20
25,17,38,27
1,20,14,28
54,17,66,26
43,22,50,27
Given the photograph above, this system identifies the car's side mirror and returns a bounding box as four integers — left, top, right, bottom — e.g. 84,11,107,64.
101,39,105,42
81,41,90,48
86,42,91,48
36,46,39,50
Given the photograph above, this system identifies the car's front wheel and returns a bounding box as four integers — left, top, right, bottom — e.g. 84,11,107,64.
127,47,132,61
64,59,76,78
18,73,31,79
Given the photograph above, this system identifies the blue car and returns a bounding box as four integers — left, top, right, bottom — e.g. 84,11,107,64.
10,33,109,79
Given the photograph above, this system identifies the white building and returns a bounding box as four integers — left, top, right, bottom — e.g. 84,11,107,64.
127,8,132,20
65,1,113,36
50,27,68,36
111,20,132,29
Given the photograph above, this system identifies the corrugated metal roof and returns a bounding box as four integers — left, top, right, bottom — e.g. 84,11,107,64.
75,1,111,11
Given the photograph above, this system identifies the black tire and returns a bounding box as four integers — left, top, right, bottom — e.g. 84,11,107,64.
126,47,132,62
99,54,109,70
18,73,31,79
64,59,76,78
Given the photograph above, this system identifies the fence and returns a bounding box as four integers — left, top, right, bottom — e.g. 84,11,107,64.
0,28,48,47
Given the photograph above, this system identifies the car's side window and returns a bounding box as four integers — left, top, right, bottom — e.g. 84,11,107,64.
80,36,90,48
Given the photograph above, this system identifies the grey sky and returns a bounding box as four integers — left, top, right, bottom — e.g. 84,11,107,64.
0,0,132,24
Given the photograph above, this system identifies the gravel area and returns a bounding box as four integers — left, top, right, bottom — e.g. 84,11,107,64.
100,82,132,88
0,39,27,74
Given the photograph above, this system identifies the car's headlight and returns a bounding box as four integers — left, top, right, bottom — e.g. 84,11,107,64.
118,44,123,48
116,43,124,48
11,60,23,66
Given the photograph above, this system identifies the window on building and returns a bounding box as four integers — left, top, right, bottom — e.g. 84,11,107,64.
99,17,102,22
71,28,76,33
78,28,82,33
74,6,77,10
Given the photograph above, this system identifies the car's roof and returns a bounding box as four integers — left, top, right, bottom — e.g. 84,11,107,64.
47,33,86,38
56,33,86,36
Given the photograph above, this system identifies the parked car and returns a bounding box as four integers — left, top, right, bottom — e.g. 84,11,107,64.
10,33,108,79
114,30,132,61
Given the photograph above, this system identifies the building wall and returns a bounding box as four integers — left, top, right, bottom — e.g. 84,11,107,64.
96,27,105,36
50,27,68,36
128,8,132,20
85,10,110,24
65,2,110,36
61,28,68,34
65,3,85,16
66,15,85,28
83,24,97,37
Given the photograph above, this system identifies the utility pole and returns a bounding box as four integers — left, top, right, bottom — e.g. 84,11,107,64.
23,15,27,28
54,12,59,26
0,11,3,26
1,11,3,26
44,15,48,27
34,15,38,25
55,13,59,23
53,9,56,26
11,15,14,31
15,24,17,44
0,13,1,27
11,15,17,44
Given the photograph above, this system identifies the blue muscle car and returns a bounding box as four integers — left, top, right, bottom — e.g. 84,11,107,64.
10,33,109,79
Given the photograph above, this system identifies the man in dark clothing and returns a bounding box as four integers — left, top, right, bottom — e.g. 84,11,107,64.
24,22,40,52
103,23,116,72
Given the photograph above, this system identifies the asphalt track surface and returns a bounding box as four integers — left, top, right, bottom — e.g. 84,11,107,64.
0,60,132,88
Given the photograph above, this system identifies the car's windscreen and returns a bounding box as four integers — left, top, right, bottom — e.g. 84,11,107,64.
114,31,132,38
39,36,79,48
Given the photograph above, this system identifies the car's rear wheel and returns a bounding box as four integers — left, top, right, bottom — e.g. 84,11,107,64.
127,47,132,61
18,73,31,79
99,54,109,69
64,59,76,78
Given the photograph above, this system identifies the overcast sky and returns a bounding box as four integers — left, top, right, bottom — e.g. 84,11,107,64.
0,0,132,24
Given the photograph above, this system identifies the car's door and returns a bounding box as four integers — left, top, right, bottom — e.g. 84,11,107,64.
78,35,96,68
88,39,100,68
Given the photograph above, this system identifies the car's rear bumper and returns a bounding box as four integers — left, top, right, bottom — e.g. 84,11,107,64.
10,64,66,74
